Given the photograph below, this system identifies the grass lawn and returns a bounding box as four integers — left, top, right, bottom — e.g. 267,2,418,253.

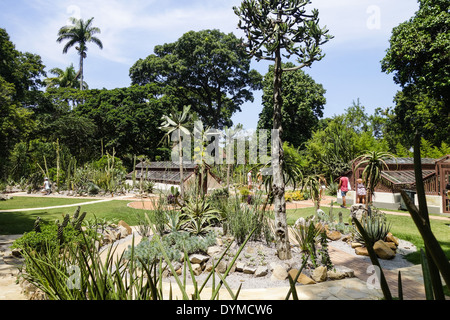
0,198,150,235
0,196,99,210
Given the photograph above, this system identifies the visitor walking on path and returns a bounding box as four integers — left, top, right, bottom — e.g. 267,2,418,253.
319,175,327,200
43,178,51,195
338,174,349,208
247,170,252,190
356,178,366,205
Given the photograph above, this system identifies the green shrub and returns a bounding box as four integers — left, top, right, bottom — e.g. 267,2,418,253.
225,195,271,245
12,207,96,253
12,223,94,253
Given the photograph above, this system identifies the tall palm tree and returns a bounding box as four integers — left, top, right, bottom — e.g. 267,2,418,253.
57,17,103,90
44,64,88,89
159,105,192,201
354,151,396,205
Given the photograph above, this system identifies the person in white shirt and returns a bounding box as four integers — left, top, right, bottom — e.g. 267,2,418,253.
43,178,51,195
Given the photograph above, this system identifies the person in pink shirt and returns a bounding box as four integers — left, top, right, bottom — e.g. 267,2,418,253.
338,175,349,208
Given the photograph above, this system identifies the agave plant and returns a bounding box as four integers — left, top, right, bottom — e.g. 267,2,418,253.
353,209,391,246
181,196,220,235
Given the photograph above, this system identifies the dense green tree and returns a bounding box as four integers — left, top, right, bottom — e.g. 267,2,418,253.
74,84,169,162
0,28,46,180
234,0,332,260
257,62,326,148
57,17,103,90
381,0,449,146
387,88,449,148
129,29,262,129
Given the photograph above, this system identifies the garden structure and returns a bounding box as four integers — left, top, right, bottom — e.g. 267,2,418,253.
126,161,222,194
341,155,450,213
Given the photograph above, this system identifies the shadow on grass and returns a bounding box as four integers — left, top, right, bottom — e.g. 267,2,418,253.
0,211,45,235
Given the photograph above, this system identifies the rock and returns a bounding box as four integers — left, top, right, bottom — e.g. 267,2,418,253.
350,204,367,221
207,246,223,257
326,230,342,241
118,220,132,235
341,234,352,242
311,266,328,282
270,265,288,281
288,269,301,281
189,254,209,264
191,264,202,276
255,266,268,277
117,226,129,239
243,266,257,274
385,241,397,251
298,273,316,285
235,262,245,272
385,232,399,246
351,242,363,248
373,240,395,260
288,269,316,284
334,265,355,278
327,270,345,280
215,260,227,274
355,247,369,256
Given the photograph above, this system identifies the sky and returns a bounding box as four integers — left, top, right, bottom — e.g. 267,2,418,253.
0,0,420,131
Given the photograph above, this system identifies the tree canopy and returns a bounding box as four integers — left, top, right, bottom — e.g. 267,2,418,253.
381,0,450,146
129,29,262,129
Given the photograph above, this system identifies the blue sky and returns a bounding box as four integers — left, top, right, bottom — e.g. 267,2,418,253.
0,0,419,130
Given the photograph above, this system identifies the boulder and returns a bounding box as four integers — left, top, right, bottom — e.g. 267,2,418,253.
326,230,342,241
215,260,227,274
355,247,369,256
235,262,245,272
334,265,355,278
189,254,209,264
117,226,129,239
288,269,316,285
118,220,132,235
243,266,257,274
207,246,223,257
270,265,288,281
373,240,395,260
385,232,399,246
350,204,367,221
351,242,363,248
298,273,316,285
327,270,345,280
311,266,328,282
255,266,268,277
192,264,202,276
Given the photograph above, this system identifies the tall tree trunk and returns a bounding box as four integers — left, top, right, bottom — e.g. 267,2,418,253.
79,54,84,91
272,46,291,260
